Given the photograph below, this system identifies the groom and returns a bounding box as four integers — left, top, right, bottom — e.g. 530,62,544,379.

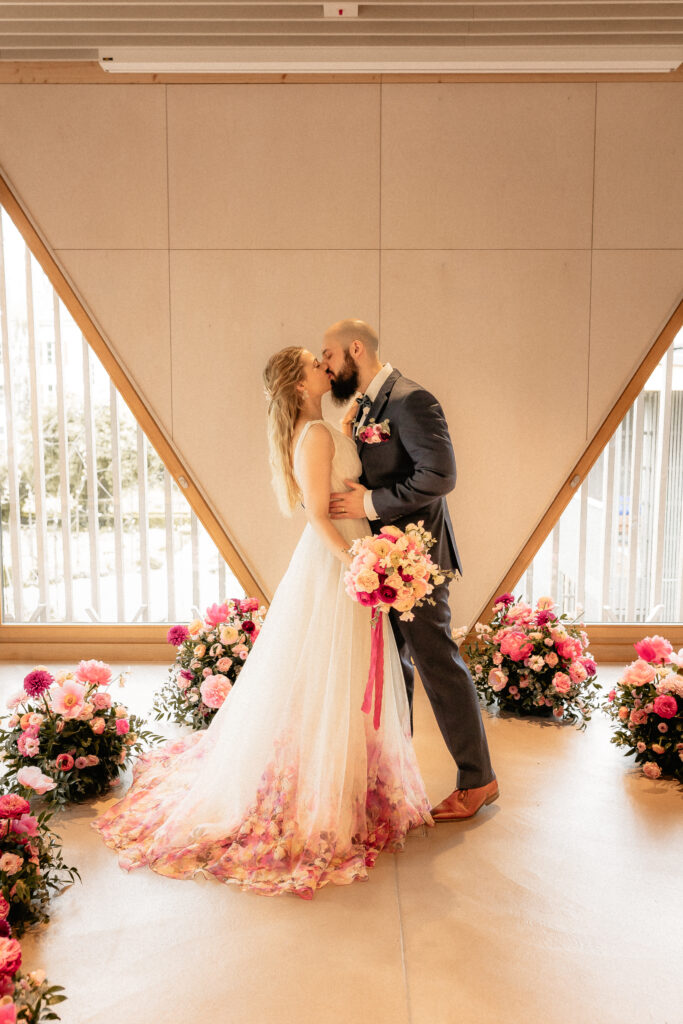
321,319,498,821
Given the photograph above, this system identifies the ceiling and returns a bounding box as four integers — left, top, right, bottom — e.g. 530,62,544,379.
0,1,682,69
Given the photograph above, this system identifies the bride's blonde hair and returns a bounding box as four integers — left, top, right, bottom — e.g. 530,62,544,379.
263,346,306,516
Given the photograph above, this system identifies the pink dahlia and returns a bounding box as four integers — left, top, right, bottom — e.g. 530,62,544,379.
75,660,112,687
166,624,189,646
199,674,232,709
22,669,54,698
0,937,21,977
653,694,678,719
0,796,30,820
633,635,674,665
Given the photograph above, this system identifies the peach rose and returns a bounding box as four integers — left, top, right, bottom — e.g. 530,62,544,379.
621,659,657,687
553,673,571,695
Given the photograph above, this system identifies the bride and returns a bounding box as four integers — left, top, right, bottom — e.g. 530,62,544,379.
91,346,433,900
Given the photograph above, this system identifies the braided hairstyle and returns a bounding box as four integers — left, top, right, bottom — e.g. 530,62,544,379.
263,346,306,516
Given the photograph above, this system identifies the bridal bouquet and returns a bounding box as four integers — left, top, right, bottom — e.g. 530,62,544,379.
344,522,448,728
0,792,79,936
461,593,600,728
605,635,683,782
0,663,165,808
154,598,266,730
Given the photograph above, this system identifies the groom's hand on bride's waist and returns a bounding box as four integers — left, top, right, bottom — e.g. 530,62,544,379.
329,480,367,519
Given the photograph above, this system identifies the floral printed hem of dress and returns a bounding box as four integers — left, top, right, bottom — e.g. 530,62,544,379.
91,734,432,900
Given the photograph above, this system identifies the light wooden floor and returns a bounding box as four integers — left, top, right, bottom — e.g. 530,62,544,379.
2,661,681,1024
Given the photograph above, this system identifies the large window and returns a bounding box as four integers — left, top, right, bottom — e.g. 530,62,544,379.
0,206,243,624
519,326,683,623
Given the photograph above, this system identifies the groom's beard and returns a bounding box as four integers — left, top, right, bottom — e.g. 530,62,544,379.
329,352,360,404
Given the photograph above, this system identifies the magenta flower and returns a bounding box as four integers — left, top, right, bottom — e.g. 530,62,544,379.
378,585,398,604
495,593,515,606
535,609,555,627
23,669,53,698
653,694,678,719
180,669,194,680
167,624,189,646
357,591,379,607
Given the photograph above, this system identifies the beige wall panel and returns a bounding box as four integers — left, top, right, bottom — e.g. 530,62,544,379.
170,249,379,594
380,249,591,623
381,84,595,250
167,85,380,250
587,250,683,438
593,84,683,250
0,85,167,249
55,249,173,428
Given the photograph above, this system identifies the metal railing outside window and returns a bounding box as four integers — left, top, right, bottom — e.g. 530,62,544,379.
0,206,243,624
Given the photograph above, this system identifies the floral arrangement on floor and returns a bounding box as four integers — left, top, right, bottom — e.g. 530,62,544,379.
0,662,166,808
605,635,683,782
154,599,266,730
0,792,79,937
459,593,600,729
0,913,66,1023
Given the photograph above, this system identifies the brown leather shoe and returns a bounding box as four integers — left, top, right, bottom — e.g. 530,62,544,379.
431,779,499,822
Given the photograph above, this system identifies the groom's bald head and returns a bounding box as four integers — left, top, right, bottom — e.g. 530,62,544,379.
325,319,379,355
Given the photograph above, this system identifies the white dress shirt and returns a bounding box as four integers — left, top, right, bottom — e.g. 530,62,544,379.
357,363,393,522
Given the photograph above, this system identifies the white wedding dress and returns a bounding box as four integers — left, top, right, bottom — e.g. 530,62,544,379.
92,420,433,899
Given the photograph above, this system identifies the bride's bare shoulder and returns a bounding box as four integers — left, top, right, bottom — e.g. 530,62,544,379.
293,420,335,462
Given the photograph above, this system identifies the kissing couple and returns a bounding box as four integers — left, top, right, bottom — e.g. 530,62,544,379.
92,319,498,900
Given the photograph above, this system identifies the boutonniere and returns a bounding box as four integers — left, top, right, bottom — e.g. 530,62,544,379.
358,418,391,445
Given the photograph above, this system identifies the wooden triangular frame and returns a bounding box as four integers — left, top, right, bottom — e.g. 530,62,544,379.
471,294,683,655
0,169,268,655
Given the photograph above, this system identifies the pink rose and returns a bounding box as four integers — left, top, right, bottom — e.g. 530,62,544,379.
200,674,233,709
75,757,88,770
555,636,582,661
202,667,213,677
642,762,662,779
651,744,665,755
0,936,21,975
85,754,100,766
216,657,233,673
544,652,559,668
90,717,106,735
636,741,647,753
91,692,112,711
0,854,23,876
629,708,648,726
75,659,112,686
617,706,629,720
568,661,587,684
621,659,656,687
115,719,130,735
553,672,571,695
658,723,668,733
653,694,678,719
492,652,503,666
633,635,674,665
607,689,616,702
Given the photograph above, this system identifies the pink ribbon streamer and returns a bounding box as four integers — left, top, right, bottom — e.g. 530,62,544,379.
361,610,384,730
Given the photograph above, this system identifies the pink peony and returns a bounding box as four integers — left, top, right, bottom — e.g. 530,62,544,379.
568,661,588,684
10,814,38,838
23,668,54,698
91,692,112,711
199,674,232,709
553,673,571,695
633,635,674,665
653,694,678,719
545,652,559,668
499,631,534,662
49,680,86,719
621,659,657,687
90,717,106,735
204,603,230,627
642,761,662,779
75,660,112,687
555,636,582,661
166,624,189,646
16,766,56,795
0,796,30,820
0,937,21,976
115,719,129,735
55,753,74,771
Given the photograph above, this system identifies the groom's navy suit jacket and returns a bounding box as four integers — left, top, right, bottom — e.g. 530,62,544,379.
356,369,463,576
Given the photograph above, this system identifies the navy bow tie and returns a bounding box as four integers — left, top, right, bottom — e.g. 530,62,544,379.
356,394,372,412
